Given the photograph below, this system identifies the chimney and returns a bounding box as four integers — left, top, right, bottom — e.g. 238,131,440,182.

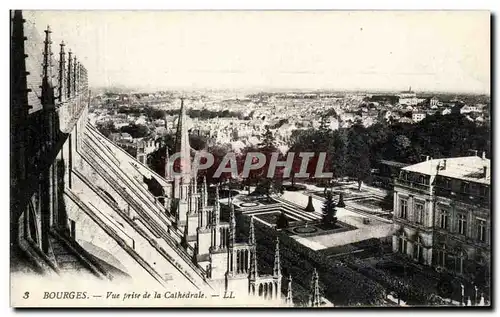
482,151,486,160
441,159,447,170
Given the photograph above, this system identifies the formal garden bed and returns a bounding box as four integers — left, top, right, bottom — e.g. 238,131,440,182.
253,211,283,225
283,184,307,191
284,220,356,238
311,190,360,201
354,197,387,210
239,202,260,208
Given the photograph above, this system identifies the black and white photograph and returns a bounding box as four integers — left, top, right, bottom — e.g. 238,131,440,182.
9,9,492,308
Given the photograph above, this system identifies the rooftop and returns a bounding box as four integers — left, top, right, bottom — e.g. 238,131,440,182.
402,155,490,185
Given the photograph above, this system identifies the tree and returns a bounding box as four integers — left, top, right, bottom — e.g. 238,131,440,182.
381,191,394,212
321,191,337,225
120,123,150,139
319,115,330,132
259,126,277,152
276,212,290,229
253,178,283,199
305,195,315,213
346,123,372,190
337,193,346,208
96,120,117,138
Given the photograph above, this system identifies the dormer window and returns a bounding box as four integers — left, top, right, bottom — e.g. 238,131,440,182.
418,175,425,184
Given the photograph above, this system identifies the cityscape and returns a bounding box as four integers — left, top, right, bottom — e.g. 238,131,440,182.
10,10,491,308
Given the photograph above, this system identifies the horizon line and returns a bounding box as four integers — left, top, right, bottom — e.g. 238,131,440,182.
90,85,491,96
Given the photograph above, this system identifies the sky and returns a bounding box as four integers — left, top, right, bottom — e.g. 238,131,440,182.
25,10,490,94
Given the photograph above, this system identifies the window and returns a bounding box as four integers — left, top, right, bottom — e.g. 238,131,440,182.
458,214,467,235
444,178,451,189
457,252,466,274
414,202,425,225
414,236,423,263
399,199,408,219
460,182,470,194
437,248,446,267
438,209,449,230
398,233,408,255
477,219,486,242
418,175,425,184
479,186,489,197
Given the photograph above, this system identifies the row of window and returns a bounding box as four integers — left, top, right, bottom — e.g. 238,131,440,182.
400,173,490,197
399,172,430,185
437,210,487,242
436,177,489,197
398,199,487,242
398,235,424,264
397,235,469,274
398,199,425,224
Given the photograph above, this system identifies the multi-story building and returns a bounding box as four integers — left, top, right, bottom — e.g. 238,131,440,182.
392,155,490,286
398,87,418,106
412,112,427,123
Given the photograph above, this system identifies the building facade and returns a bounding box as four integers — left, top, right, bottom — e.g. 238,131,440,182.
392,155,491,289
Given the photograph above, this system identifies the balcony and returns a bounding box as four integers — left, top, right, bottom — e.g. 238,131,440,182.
394,178,431,193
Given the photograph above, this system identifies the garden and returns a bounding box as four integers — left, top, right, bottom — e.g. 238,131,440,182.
285,220,356,237
235,213,387,306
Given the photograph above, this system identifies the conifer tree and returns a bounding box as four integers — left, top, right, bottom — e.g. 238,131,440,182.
305,195,315,213
337,193,346,208
322,191,337,225
276,212,290,229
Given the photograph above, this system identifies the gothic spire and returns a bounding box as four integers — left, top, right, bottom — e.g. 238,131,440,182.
310,268,321,307
286,275,293,305
58,41,66,103
66,49,72,98
41,25,54,106
199,177,206,210
11,10,30,112
212,184,220,225
249,240,258,281
181,210,189,249
164,147,171,180
73,56,78,96
193,174,198,194
273,237,281,278
202,176,208,207
249,216,256,245
174,98,191,184
229,202,236,247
